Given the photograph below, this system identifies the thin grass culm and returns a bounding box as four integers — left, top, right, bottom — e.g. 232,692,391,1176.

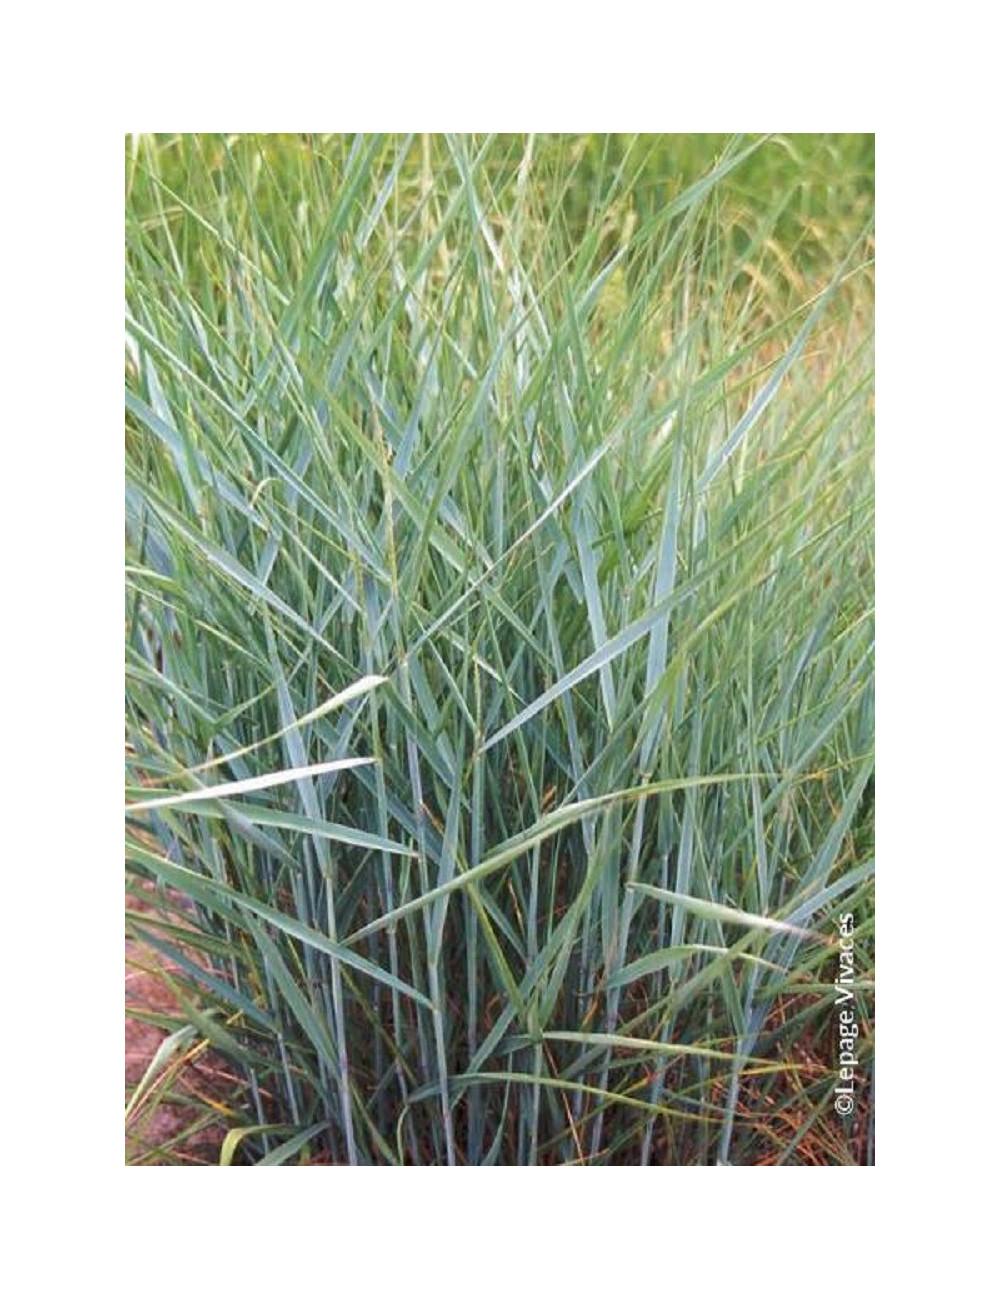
125,133,874,1166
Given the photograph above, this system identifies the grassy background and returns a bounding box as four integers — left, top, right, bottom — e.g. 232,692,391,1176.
125,133,874,1165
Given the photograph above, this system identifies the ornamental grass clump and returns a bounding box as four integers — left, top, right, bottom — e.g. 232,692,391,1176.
126,133,874,1165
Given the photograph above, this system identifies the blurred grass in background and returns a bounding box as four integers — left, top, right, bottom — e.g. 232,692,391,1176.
126,133,874,1165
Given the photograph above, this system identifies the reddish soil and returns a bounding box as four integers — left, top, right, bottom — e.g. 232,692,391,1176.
126,890,241,1165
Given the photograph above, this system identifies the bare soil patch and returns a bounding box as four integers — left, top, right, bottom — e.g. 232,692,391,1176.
126,887,242,1165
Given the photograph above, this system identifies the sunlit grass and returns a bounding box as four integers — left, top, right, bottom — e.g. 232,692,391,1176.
125,133,874,1165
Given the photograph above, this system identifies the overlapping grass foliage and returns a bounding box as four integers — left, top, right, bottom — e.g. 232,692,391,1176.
125,134,874,1165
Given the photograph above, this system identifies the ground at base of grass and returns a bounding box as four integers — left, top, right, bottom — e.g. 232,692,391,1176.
126,890,240,1165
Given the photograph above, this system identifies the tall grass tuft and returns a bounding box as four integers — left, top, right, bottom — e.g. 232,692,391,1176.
126,134,874,1165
